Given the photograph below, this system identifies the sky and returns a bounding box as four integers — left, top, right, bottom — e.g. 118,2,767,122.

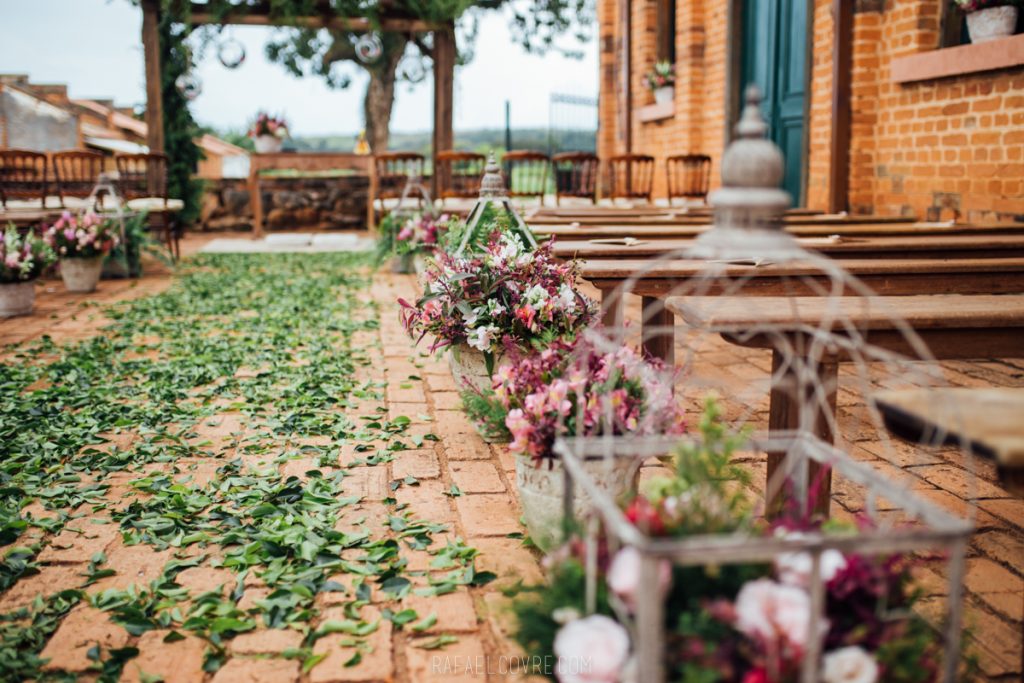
0,0,598,135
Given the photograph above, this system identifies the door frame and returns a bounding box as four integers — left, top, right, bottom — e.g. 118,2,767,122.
724,0,814,207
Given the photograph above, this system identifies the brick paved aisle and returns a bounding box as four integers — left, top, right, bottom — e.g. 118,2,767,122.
0,245,541,683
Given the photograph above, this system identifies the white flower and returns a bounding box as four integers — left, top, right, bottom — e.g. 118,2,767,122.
774,530,848,587
524,283,549,305
551,606,581,624
463,307,480,327
466,324,499,352
822,646,879,683
553,614,630,683
558,283,578,312
606,547,672,612
734,578,818,650
487,300,505,316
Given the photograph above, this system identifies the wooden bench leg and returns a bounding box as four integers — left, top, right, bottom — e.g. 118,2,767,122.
600,288,625,331
766,348,838,519
641,296,674,366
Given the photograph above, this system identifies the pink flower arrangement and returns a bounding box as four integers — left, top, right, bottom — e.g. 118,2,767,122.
0,226,54,284
494,336,686,462
43,212,119,259
249,111,288,138
645,60,675,91
394,213,447,255
398,232,596,357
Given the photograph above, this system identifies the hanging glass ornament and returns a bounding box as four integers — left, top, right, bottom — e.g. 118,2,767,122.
217,37,246,69
355,33,383,63
399,58,425,83
175,72,202,100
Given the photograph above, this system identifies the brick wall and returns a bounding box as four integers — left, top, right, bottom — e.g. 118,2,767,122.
598,0,1024,220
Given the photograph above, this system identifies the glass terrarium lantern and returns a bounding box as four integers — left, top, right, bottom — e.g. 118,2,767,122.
454,152,537,256
541,86,976,683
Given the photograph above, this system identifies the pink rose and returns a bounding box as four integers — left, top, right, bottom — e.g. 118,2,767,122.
606,547,671,612
554,614,630,683
822,646,878,683
734,578,819,652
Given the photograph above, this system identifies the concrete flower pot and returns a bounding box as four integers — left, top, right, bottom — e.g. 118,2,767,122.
515,454,639,552
390,253,415,274
654,86,674,105
0,281,35,318
448,343,500,393
60,256,104,293
254,135,284,153
966,6,1018,43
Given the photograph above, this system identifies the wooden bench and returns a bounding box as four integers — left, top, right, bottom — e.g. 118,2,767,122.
528,212,917,226
664,294,1024,515
536,221,1024,240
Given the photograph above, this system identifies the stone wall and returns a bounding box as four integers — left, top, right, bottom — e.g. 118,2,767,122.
198,177,370,231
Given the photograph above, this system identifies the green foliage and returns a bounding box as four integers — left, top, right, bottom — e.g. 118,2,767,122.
103,211,172,278
457,388,510,441
159,13,204,225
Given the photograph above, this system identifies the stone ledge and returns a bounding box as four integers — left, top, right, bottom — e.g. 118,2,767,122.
891,34,1024,84
638,100,674,123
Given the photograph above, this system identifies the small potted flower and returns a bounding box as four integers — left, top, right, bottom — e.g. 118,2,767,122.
375,212,449,274
44,211,120,293
0,226,55,317
956,0,1021,43
399,232,596,392
485,335,686,550
645,60,676,106
249,111,289,153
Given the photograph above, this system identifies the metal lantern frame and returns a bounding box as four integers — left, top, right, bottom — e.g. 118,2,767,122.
455,152,538,255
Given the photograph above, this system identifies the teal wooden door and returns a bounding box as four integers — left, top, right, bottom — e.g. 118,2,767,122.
742,0,808,204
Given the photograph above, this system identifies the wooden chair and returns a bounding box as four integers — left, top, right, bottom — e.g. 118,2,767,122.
115,153,183,259
434,151,485,202
374,152,426,206
0,149,48,209
52,150,105,210
551,152,599,205
502,151,549,204
607,154,655,202
666,154,712,205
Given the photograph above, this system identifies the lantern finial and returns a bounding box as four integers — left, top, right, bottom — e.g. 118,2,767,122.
478,152,507,199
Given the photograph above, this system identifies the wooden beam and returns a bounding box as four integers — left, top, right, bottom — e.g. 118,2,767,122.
186,12,440,32
432,25,455,198
142,0,165,154
828,0,853,214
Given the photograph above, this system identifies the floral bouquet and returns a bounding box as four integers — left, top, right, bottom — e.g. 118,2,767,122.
644,60,675,91
248,111,289,139
513,399,967,683
374,212,450,266
44,211,119,259
399,232,596,366
0,226,54,284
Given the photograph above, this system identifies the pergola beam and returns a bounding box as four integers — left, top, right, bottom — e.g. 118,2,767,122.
177,2,443,32
142,0,165,154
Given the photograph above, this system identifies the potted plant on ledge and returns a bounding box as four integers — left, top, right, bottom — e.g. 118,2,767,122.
645,61,676,106
956,0,1021,43
0,226,55,318
45,211,120,293
374,212,450,274
399,232,596,393
249,111,289,153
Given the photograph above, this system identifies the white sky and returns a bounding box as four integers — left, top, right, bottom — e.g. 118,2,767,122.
0,0,598,135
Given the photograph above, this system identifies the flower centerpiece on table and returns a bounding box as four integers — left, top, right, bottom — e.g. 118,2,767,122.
513,398,968,683
249,111,289,153
398,231,596,390
954,0,1021,43
44,211,120,294
375,212,451,272
465,334,685,549
645,60,676,105
0,225,55,317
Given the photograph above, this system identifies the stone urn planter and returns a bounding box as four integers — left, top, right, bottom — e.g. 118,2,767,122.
516,455,639,552
654,86,674,106
413,253,430,276
966,6,1019,43
448,344,501,393
0,281,36,318
390,253,415,274
254,135,284,154
60,256,104,293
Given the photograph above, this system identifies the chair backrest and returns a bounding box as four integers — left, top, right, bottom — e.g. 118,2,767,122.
115,153,168,202
374,152,425,200
551,152,599,204
0,149,48,208
502,151,550,200
434,151,485,199
666,154,712,203
53,150,105,204
607,154,655,201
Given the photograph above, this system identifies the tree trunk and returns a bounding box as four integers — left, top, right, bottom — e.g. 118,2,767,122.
363,36,409,154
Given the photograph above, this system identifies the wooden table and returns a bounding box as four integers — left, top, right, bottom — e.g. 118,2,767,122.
875,387,1024,496
528,212,916,226
248,152,372,237
536,221,1024,240
552,232,1024,260
528,206,824,219
666,294,1024,515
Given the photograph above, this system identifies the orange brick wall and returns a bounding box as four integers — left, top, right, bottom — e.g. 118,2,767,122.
598,0,1024,220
